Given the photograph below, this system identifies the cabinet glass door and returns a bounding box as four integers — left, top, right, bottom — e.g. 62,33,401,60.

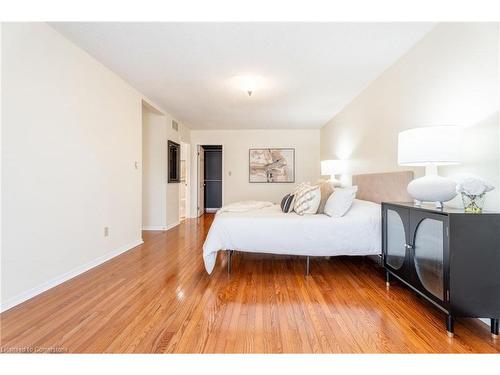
413,218,444,300
386,209,407,270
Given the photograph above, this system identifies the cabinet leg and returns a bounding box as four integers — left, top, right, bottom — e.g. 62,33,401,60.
491,318,499,339
446,314,454,337
385,271,390,288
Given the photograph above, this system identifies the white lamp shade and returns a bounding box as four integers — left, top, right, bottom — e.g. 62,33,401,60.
398,126,461,166
321,159,346,176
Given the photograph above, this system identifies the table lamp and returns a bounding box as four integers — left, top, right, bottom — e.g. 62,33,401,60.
321,159,346,185
398,126,461,208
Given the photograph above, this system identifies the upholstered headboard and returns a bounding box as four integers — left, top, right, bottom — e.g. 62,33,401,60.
351,171,414,204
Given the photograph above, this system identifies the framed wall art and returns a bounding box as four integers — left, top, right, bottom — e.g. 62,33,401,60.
249,148,295,183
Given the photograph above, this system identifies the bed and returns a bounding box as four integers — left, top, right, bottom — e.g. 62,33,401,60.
202,171,414,274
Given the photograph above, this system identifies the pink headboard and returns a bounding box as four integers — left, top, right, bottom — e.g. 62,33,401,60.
351,171,414,204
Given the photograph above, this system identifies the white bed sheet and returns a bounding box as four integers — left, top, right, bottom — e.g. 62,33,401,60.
202,199,382,274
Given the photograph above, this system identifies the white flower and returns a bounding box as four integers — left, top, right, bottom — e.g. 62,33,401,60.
456,177,494,196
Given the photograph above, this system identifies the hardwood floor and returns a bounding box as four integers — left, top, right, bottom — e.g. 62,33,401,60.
1,214,499,353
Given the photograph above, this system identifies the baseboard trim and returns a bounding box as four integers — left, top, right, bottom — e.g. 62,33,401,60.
166,221,180,230
0,239,144,313
142,222,180,231
142,226,167,231
205,208,219,213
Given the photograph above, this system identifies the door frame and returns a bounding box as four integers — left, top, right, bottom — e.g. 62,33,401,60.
197,144,224,217
197,145,205,217
179,142,190,221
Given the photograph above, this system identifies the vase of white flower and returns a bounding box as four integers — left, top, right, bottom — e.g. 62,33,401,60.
461,193,486,213
456,177,494,213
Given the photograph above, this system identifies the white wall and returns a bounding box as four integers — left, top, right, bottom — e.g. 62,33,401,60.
165,119,182,228
189,129,320,217
142,108,167,229
0,23,190,311
141,104,190,230
320,23,500,210
1,23,144,309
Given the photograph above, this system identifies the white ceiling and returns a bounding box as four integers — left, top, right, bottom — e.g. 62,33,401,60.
51,22,434,130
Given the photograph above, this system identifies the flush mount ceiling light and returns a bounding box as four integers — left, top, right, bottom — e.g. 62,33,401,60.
230,74,267,97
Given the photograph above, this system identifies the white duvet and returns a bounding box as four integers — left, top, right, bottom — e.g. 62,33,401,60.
202,199,382,274
217,200,274,213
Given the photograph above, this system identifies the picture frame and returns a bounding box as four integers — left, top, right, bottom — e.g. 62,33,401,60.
249,148,295,183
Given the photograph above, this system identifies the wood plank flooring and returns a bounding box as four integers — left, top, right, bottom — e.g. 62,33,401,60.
1,214,499,353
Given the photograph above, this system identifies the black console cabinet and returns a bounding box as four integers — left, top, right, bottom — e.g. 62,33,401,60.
382,202,500,338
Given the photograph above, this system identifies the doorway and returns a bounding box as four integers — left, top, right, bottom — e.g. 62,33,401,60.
198,145,223,216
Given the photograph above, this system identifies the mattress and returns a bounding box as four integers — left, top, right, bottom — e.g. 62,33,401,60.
202,199,382,274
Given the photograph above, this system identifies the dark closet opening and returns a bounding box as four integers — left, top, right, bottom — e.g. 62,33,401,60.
203,145,223,212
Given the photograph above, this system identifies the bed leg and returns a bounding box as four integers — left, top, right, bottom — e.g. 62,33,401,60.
227,250,233,274
305,256,310,276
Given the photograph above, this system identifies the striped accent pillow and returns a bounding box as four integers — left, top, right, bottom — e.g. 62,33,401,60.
280,193,295,213
293,184,321,215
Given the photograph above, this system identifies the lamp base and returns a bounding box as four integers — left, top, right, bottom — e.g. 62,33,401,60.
413,199,444,209
407,175,457,206
327,176,343,187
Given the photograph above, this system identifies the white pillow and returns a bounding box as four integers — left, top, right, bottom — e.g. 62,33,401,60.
324,186,358,217
294,185,321,215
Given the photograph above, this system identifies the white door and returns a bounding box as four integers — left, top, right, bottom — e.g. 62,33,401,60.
198,145,205,216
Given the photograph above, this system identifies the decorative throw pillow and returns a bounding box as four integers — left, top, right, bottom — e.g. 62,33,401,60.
316,180,336,214
293,182,310,195
280,193,295,213
306,188,321,214
294,185,321,215
290,182,309,211
324,186,358,217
